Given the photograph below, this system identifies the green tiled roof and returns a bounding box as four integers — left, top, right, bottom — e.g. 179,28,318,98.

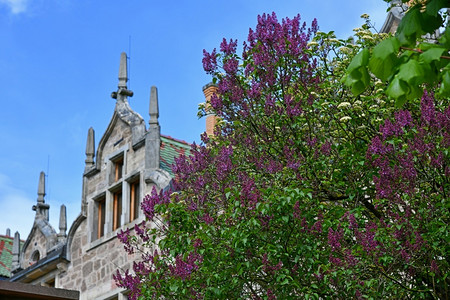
0,235,23,278
160,135,191,176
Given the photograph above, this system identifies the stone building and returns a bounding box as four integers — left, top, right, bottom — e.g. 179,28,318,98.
9,52,191,299
4,5,412,298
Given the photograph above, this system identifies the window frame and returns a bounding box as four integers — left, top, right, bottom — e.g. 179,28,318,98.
93,193,107,240
112,186,123,231
129,176,141,222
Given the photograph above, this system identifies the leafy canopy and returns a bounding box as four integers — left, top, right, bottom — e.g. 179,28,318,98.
344,0,450,106
115,11,449,300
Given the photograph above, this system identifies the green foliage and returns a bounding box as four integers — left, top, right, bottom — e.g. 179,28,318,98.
344,48,370,95
369,37,400,81
344,0,450,104
116,12,449,300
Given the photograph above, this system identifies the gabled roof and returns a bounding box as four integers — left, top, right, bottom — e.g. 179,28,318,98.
0,235,24,278
160,135,191,176
9,245,67,283
21,217,58,259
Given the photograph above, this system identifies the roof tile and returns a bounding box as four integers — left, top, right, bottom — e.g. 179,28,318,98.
160,135,191,176
0,235,23,278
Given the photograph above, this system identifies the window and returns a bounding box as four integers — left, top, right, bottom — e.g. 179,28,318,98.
114,157,123,182
30,250,40,265
96,196,106,239
113,189,122,230
130,179,140,221
46,278,55,288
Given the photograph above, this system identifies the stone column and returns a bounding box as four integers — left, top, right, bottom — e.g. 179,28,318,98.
145,86,160,170
33,171,50,221
85,127,95,171
58,204,67,243
11,231,20,271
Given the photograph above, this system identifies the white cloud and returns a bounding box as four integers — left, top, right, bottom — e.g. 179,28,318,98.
0,173,35,238
0,0,28,14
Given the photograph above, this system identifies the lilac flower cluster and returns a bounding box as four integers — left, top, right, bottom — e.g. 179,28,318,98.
327,226,343,252
202,12,319,132
113,269,143,300
261,253,283,275
367,92,448,201
168,251,203,280
141,187,171,221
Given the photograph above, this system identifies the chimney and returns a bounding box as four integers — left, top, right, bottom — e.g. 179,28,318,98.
202,83,218,136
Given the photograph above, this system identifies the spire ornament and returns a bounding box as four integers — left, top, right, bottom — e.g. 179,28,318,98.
85,127,95,171
149,86,159,125
11,231,20,271
37,171,45,203
58,204,67,242
111,52,133,100
32,171,50,220
145,86,161,171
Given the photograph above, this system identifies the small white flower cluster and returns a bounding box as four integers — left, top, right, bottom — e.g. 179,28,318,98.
337,102,351,109
339,46,352,54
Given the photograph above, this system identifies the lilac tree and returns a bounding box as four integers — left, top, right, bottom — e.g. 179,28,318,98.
115,12,449,299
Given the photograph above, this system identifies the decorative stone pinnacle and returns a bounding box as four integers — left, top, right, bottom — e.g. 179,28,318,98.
12,231,20,271
59,204,67,237
149,86,159,125
145,85,161,171
37,171,45,203
118,52,128,89
33,171,50,220
85,127,95,169
112,52,133,100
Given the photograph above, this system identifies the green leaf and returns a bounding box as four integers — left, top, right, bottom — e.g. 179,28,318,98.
386,76,408,107
344,48,370,95
438,69,450,97
344,68,370,95
438,28,450,49
426,0,448,16
397,59,424,85
347,48,369,73
420,47,446,64
420,11,443,34
397,7,422,45
369,37,400,81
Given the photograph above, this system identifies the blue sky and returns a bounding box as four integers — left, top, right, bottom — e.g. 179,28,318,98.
0,0,389,240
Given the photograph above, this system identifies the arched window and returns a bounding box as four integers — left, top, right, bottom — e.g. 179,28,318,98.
30,250,40,265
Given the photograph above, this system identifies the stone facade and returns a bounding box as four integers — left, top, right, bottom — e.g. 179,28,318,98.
9,52,191,300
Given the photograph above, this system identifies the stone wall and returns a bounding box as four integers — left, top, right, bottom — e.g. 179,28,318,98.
58,218,142,299
58,115,152,299
22,228,46,269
